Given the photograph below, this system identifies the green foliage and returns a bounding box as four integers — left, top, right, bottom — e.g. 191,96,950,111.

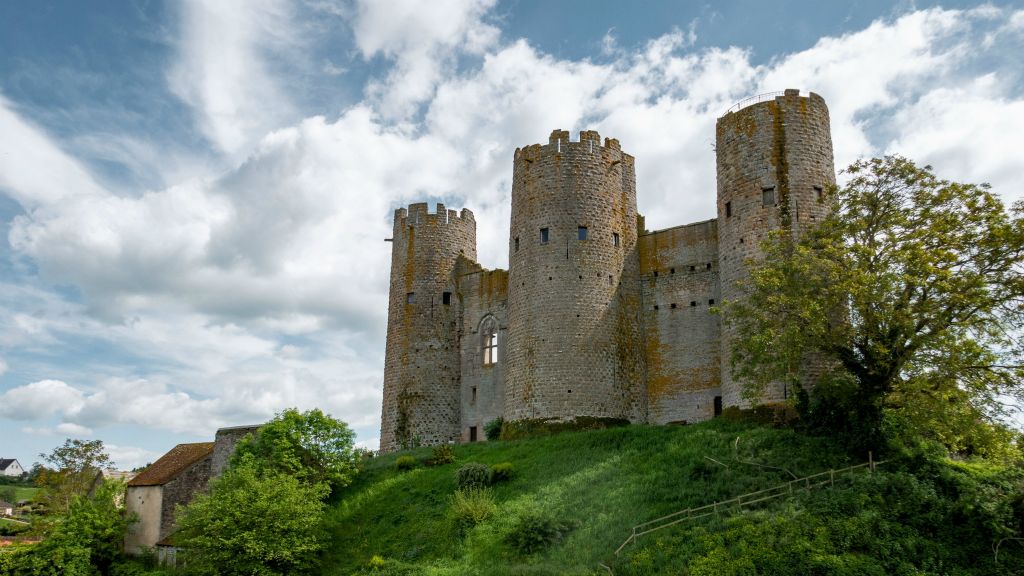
395,456,417,471
0,485,16,503
427,444,456,466
232,407,358,491
504,508,575,554
455,462,491,489
484,418,504,441
490,462,515,483
35,438,113,515
724,155,1024,454
499,416,629,440
2,480,132,576
447,488,497,533
174,454,329,576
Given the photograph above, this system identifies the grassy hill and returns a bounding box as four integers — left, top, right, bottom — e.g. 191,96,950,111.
322,420,1024,575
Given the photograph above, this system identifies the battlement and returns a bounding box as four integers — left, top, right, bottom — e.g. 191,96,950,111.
515,129,625,162
394,202,475,227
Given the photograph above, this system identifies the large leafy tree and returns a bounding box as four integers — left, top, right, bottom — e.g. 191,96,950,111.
36,439,113,515
231,408,359,491
725,156,1024,454
174,454,329,576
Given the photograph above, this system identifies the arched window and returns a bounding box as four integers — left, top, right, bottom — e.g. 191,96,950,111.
480,316,498,366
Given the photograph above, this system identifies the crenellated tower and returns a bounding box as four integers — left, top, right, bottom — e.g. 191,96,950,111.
379,203,476,452
504,130,647,424
716,89,836,407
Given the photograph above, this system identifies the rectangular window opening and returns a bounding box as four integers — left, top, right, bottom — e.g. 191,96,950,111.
714,396,723,417
708,298,715,305
442,292,452,305
578,226,588,240
670,303,677,309
406,292,415,304
471,386,477,403
515,237,520,252
706,263,712,270
762,186,776,207
469,426,478,442
613,232,620,247
540,228,549,244
725,201,732,217
690,301,697,307
814,185,824,203
689,265,695,272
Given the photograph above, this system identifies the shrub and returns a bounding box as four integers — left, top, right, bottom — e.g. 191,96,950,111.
484,418,503,441
448,488,497,533
504,509,575,554
490,462,515,483
455,463,492,489
395,456,417,471
428,444,456,466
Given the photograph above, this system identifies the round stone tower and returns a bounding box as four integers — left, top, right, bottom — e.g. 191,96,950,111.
716,89,836,407
504,130,646,424
380,203,476,452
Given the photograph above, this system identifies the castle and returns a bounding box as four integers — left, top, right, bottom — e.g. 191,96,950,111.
379,89,835,452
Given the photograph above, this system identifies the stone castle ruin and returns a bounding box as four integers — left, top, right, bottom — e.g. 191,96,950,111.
380,89,835,452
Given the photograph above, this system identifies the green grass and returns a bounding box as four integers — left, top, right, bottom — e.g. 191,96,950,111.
11,487,38,502
322,420,1024,575
322,420,863,575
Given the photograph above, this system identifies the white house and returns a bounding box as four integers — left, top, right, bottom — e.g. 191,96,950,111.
0,459,24,477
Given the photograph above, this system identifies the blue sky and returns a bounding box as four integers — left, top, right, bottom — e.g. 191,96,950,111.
1,1,1022,469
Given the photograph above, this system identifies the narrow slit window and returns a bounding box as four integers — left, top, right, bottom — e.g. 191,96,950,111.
725,201,732,217
481,317,499,366
578,226,588,240
515,237,520,252
442,292,452,305
471,386,477,403
613,232,620,247
406,292,415,304
762,186,776,207
540,228,549,244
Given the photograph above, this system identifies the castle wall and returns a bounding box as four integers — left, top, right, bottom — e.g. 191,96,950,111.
380,203,476,451
638,219,722,424
716,90,835,407
159,455,212,543
504,130,646,423
456,262,508,441
210,425,260,477
124,486,163,554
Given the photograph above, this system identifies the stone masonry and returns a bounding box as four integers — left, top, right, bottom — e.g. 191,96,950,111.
380,90,837,452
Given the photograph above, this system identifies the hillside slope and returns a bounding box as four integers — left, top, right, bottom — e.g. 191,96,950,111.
323,421,1023,575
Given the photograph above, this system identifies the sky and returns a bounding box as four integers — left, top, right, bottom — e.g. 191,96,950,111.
1,1,1023,470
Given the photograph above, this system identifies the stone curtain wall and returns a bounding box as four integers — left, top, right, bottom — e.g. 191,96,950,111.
456,262,509,441
716,90,836,407
380,204,477,451
504,130,646,423
158,455,212,542
210,425,260,477
638,219,723,424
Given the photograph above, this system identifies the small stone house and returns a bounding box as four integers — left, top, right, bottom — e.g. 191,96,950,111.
0,459,24,477
0,500,13,516
123,442,214,555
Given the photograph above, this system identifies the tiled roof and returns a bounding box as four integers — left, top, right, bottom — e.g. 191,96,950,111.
127,442,214,487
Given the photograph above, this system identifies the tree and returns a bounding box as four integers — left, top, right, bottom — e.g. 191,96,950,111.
725,156,1024,454
36,439,112,515
173,454,329,576
231,408,358,491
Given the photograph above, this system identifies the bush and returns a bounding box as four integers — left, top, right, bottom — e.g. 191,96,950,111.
395,456,417,471
504,509,575,554
448,488,497,533
455,463,492,489
427,444,455,466
490,462,515,483
484,418,503,441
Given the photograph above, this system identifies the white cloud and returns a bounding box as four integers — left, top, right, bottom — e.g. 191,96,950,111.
353,0,500,118
106,444,162,471
0,380,85,421
167,0,299,155
55,422,93,436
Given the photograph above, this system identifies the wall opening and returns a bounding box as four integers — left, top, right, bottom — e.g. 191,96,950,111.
515,237,520,252
406,292,415,304
540,227,549,244
762,186,776,207
481,317,498,366
726,201,732,217
713,396,723,417
690,301,697,307
471,386,477,403
442,292,452,305
814,185,824,203
613,232,620,247
469,426,478,442
578,226,588,240
709,299,715,305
